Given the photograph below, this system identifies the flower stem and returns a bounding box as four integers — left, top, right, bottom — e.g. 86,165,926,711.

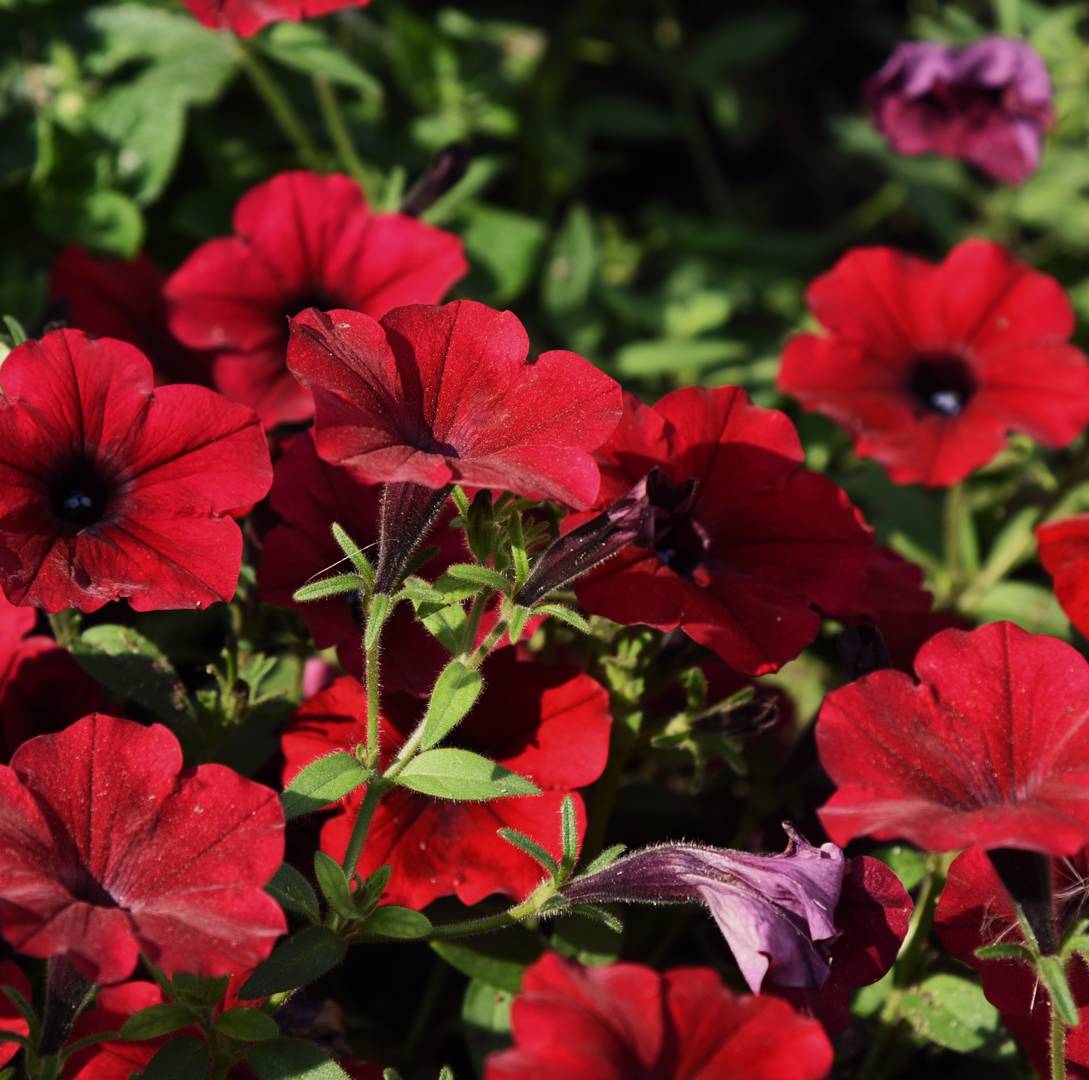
362,594,384,771
429,882,554,940
941,482,968,599
340,780,384,879
313,76,371,186
235,41,323,169
1051,1003,1068,1080
463,618,508,670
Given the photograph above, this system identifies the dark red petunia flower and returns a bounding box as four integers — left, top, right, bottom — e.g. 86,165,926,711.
286,300,623,510
936,847,1089,1078
0,591,101,761
0,713,286,985
257,432,466,695
0,960,30,1069
181,0,369,37
778,241,1089,486
282,652,612,909
49,246,210,387
840,546,965,672
483,953,834,1080
769,855,913,1034
0,329,271,613
570,388,873,675
166,172,467,427
1038,515,1089,638
817,621,1089,854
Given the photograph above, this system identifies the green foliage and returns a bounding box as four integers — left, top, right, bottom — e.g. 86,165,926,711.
241,927,347,998
395,748,540,801
280,752,370,820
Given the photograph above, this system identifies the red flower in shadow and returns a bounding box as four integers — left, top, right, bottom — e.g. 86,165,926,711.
166,172,466,426
182,0,370,38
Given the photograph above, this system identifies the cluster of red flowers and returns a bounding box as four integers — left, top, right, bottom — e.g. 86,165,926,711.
1,4,1087,1079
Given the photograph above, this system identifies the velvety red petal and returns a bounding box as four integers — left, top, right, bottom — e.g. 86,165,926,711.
818,622,1089,853
1039,515,1089,638
181,0,370,38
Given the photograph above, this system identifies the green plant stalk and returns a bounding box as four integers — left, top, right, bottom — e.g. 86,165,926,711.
340,781,385,880
236,42,323,169
1052,1004,1068,1080
941,482,967,600
464,618,508,670
363,595,384,771
429,881,556,940
313,76,371,186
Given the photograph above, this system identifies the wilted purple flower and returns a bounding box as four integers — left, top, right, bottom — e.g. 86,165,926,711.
866,37,1053,184
563,824,845,992
515,469,658,606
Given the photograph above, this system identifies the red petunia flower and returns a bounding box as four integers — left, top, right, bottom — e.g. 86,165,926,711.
0,329,271,613
769,855,913,1034
935,847,1089,1078
778,241,1089,486
286,300,623,510
0,592,101,761
257,432,466,695
64,981,166,1080
571,388,873,675
282,652,611,909
817,621,1089,854
50,246,210,387
182,0,370,37
166,172,467,427
483,953,833,1080
0,714,286,985
0,961,31,1070
1038,515,1089,638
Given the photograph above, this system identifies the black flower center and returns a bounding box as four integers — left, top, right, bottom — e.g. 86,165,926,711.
645,472,706,578
908,353,977,417
66,865,119,908
49,458,113,529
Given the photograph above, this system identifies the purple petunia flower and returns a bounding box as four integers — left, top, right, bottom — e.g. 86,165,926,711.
563,824,845,992
866,37,1053,184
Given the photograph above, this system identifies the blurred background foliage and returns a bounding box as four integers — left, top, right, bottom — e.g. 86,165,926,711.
4,0,1089,646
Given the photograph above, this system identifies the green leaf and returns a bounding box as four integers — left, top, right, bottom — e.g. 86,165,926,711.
579,844,627,878
34,188,144,258
532,603,591,634
901,973,1017,1060
365,593,393,651
281,752,369,820
542,204,595,315
975,580,1071,638
84,6,237,204
396,749,540,801
443,564,511,593
265,863,320,921
331,523,376,586
260,23,383,98
248,1039,350,1080
362,906,432,940
461,978,512,1077
559,796,578,882
497,828,559,879
293,575,366,603
615,338,746,378
421,661,483,750
121,1004,196,1041
433,927,541,992
313,851,358,921
139,1036,208,1080
354,865,392,917
505,605,530,645
564,903,624,934
1,316,27,347
240,927,347,998
462,206,547,304
214,1007,280,1042
551,913,622,966
71,624,194,727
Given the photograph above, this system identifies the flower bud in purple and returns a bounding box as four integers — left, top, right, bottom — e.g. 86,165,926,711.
514,469,658,607
563,824,845,992
866,37,1053,185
